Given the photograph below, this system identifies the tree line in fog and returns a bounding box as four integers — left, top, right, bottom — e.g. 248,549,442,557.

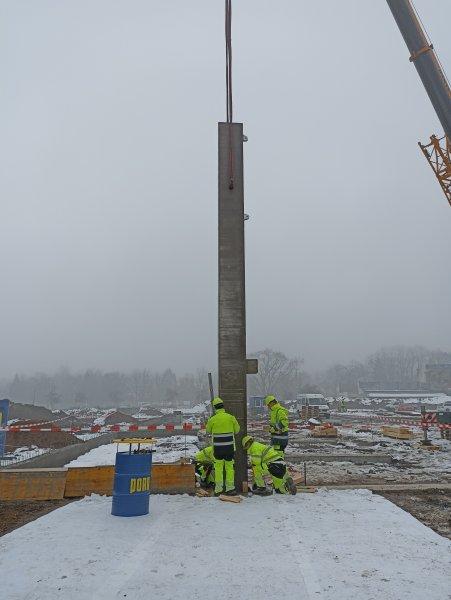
0,345,449,409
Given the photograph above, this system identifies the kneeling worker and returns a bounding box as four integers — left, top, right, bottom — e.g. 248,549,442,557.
242,435,297,495
206,397,240,496
194,445,215,489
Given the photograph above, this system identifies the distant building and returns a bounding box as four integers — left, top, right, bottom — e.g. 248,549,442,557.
296,393,326,406
293,394,330,418
248,396,265,419
358,381,433,400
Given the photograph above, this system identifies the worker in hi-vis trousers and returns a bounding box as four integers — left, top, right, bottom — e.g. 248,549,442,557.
206,397,240,496
194,445,215,489
242,435,297,495
265,395,289,456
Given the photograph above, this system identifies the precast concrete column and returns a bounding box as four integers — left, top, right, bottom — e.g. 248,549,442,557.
218,122,247,491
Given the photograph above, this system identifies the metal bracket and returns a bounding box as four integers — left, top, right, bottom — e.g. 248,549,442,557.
409,44,433,62
246,359,258,375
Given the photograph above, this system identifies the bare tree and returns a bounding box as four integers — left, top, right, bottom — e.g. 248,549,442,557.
367,345,428,386
46,384,62,410
193,368,210,404
248,348,303,399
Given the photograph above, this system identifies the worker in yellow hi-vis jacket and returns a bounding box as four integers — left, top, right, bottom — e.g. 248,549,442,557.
194,445,215,489
242,435,296,495
206,397,240,496
265,395,289,456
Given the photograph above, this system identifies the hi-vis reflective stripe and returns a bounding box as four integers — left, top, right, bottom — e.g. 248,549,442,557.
212,433,234,446
271,433,288,440
129,476,151,493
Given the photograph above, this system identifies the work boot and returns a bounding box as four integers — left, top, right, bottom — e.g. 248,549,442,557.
285,477,297,495
224,489,237,496
252,487,272,496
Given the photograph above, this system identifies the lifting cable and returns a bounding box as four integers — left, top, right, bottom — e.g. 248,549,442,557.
225,0,234,189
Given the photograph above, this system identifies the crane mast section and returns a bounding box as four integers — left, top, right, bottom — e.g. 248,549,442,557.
386,0,451,139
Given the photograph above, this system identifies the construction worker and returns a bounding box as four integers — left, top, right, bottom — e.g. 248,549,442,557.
242,435,296,495
265,395,289,455
206,396,240,496
194,445,215,489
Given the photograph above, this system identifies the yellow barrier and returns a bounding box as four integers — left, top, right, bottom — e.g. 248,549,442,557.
65,466,115,498
0,463,195,501
0,468,67,500
381,425,414,440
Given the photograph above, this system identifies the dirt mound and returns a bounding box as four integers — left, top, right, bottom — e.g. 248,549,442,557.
103,411,138,425
9,403,60,422
5,431,82,451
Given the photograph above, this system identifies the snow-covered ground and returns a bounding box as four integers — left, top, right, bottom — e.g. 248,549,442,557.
285,428,451,485
65,435,199,467
1,490,450,600
74,432,103,441
0,445,50,467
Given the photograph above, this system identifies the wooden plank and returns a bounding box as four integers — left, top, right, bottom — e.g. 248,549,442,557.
311,426,338,438
218,494,242,503
319,483,451,492
0,468,67,500
381,425,414,440
297,486,318,493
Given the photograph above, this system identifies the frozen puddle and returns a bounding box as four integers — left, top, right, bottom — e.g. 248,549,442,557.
1,490,450,600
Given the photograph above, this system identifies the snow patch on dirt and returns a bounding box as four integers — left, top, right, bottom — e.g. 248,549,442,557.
65,435,199,467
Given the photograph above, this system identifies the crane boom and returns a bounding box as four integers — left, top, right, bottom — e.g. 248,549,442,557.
386,0,451,205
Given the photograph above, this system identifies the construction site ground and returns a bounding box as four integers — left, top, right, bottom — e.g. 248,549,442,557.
1,491,450,600
379,490,451,540
2,427,449,542
0,499,73,537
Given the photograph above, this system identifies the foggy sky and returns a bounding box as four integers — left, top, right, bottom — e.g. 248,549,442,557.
1,0,450,378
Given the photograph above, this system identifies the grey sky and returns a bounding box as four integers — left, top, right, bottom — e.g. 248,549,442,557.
1,0,450,378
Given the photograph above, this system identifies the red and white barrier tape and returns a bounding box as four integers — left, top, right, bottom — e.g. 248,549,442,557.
0,424,204,433
1,419,448,433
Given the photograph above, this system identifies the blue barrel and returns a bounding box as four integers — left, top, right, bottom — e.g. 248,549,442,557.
111,451,153,517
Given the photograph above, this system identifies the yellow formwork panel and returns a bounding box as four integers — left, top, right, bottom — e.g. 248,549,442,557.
0,468,67,500
65,466,115,497
0,463,196,500
64,463,195,497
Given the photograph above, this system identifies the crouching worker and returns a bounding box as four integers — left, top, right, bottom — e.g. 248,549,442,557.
194,445,215,489
242,435,297,495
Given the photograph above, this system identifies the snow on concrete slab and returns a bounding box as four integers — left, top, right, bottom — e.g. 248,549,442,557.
65,435,199,467
1,490,450,600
